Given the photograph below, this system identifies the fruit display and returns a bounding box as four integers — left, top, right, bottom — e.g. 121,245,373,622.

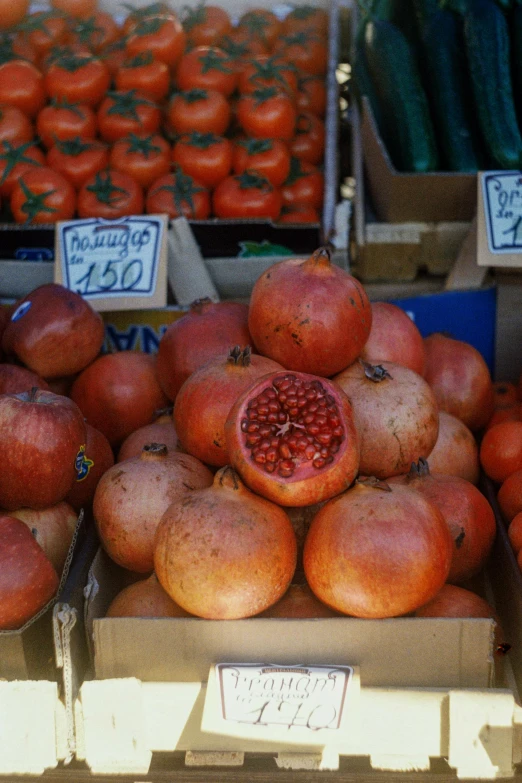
0,0,329,224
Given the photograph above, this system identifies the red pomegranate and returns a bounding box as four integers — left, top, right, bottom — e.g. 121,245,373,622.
360,301,425,376
426,411,480,485
8,501,77,575
334,359,439,479
0,363,49,394
303,478,453,618
156,298,252,401
258,582,341,618
174,346,283,466
65,423,115,512
93,444,213,573
423,333,494,431
70,350,169,448
117,408,181,462
225,370,360,507
106,574,192,618
248,247,372,376
154,466,297,619
389,459,496,584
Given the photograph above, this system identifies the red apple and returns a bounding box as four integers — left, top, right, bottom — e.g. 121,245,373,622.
2,283,105,378
0,514,59,630
66,423,115,512
0,388,87,510
0,363,50,394
8,502,78,575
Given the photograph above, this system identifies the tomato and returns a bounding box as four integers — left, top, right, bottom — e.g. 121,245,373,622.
115,52,170,102
37,99,97,148
50,0,98,19
45,53,110,108
99,37,127,78
218,29,269,62
166,88,230,136
236,87,297,140
236,9,283,50
182,4,232,47
78,168,144,219
121,4,176,37
273,31,328,76
0,32,37,65
40,42,92,71
232,137,290,187
278,204,320,224
0,105,33,146
125,15,186,70
47,136,109,189
0,60,46,118
66,11,122,54
212,171,282,220
283,6,329,37
289,112,325,165
97,90,161,143
10,166,76,223
175,45,238,97
0,0,29,30
0,140,45,198
281,157,324,210
110,132,171,190
146,169,210,219
238,55,299,96
19,11,69,59
172,132,232,190
296,75,327,116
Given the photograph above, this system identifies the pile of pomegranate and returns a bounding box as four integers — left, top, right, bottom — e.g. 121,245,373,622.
0,246,510,630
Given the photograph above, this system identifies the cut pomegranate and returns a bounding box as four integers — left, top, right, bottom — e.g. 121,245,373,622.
225,371,360,506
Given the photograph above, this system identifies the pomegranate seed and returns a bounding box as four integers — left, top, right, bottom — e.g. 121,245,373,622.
286,395,298,407
246,433,262,446
280,443,292,459
268,401,280,412
259,424,273,437
265,462,276,473
305,444,317,460
308,424,320,436
297,436,309,450
254,451,267,464
266,448,278,462
257,405,270,415
267,413,279,423
316,432,332,445
246,422,260,432
313,457,325,468
279,460,295,477
315,415,327,426
305,388,318,400
241,418,249,431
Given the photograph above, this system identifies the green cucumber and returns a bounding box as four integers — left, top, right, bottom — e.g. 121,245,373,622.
412,0,440,29
511,4,522,109
464,0,522,168
363,18,439,171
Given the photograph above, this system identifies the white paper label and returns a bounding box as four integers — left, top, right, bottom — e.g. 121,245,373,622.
216,663,353,731
481,171,522,253
57,216,164,300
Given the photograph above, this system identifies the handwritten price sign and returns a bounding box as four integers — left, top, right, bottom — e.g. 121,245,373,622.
55,215,168,311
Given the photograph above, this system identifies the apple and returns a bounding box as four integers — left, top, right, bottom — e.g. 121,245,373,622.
8,501,78,575
2,283,105,378
0,388,87,510
0,514,59,631
66,423,115,512
0,363,50,394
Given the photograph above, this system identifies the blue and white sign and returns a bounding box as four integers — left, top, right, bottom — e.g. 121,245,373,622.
481,171,522,253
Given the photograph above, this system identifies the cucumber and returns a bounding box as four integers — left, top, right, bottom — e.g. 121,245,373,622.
511,4,522,110
363,18,439,171
412,0,440,29
417,8,481,171
464,0,522,168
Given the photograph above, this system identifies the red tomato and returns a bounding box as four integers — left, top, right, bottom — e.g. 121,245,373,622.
236,9,283,50
66,11,121,53
99,37,128,78
115,52,170,102
238,55,299,96
20,11,69,58
212,171,282,220
0,31,38,64
236,87,297,140
37,100,97,149
289,112,325,165
218,29,269,62
278,204,320,224
121,4,176,36
97,90,161,143
125,14,186,70
47,137,109,189
296,75,327,116
281,157,324,210
0,60,46,118
172,132,232,190
0,105,33,146
10,166,76,223
146,169,211,219
110,132,171,190
45,53,111,108
77,168,144,219
283,6,329,37
175,45,238,97
0,140,45,198
182,4,232,47
232,137,291,187
273,31,328,76
0,0,29,30
166,88,230,136
50,0,98,19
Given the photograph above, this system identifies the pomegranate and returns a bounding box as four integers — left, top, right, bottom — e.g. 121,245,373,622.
66,423,115,512
8,501,77,575
117,408,181,462
156,299,252,401
258,582,341,618
225,370,360,506
423,333,494,431
389,459,496,584
360,301,425,376
106,574,192,618
174,346,283,466
334,360,439,479
303,478,453,618
0,363,49,394
498,468,522,522
154,466,297,619
247,246,372,377
70,350,169,448
426,411,480,485
93,444,213,573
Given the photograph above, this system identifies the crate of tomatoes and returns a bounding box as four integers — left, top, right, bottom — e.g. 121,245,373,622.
0,0,341,293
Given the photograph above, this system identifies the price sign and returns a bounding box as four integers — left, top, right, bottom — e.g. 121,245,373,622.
478,171,522,267
55,215,168,311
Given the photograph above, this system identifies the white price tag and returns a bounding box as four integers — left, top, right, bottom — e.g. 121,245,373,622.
481,171,522,253
54,215,168,312
216,663,353,731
